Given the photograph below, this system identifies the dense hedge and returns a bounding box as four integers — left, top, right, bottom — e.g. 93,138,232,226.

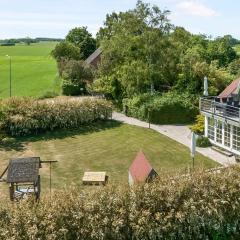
0,167,240,239
62,80,87,96
0,97,112,136
123,92,199,124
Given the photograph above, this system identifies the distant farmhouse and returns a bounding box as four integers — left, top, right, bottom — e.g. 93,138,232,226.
201,78,240,156
85,48,102,68
129,151,158,185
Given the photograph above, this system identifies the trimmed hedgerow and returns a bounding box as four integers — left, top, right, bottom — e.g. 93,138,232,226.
0,97,112,136
0,167,240,239
123,92,198,124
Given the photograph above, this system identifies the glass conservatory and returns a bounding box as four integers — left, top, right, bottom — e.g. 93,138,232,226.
200,78,240,155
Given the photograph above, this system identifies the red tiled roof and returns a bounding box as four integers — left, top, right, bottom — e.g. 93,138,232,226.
129,151,153,182
218,78,240,98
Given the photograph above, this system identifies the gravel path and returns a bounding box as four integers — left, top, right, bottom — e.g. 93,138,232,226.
112,112,236,166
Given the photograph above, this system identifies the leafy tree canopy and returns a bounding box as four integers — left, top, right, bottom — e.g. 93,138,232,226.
51,41,80,61
66,27,96,60
62,60,94,96
94,1,239,100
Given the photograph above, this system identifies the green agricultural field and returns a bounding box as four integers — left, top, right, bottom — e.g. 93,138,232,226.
234,44,240,55
0,42,60,98
0,121,218,198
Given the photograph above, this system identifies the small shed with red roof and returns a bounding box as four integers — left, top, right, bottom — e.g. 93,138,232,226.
128,151,158,185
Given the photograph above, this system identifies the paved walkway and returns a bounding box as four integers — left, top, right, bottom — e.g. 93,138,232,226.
112,112,236,166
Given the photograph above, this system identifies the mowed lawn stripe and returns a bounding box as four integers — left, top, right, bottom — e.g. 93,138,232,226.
29,123,218,186
0,121,219,197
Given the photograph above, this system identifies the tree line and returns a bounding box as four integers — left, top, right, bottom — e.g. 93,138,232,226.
51,0,240,103
0,37,63,46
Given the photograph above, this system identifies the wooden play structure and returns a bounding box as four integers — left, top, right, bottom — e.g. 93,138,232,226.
0,157,57,201
0,157,41,201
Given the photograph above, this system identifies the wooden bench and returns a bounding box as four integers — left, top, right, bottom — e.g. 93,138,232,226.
82,172,108,185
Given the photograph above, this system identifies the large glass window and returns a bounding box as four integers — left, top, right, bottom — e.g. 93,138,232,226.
224,123,231,148
208,117,214,140
216,120,222,144
233,126,240,151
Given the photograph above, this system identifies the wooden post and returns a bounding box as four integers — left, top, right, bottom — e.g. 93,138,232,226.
9,184,14,201
36,175,41,200
148,109,151,129
40,160,58,199
50,161,52,199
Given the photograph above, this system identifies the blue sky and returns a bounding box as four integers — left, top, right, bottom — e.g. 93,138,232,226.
0,0,239,39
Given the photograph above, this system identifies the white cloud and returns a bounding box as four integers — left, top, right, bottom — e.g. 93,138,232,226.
177,1,219,17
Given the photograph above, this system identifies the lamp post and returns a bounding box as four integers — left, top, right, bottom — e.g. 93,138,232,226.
6,55,12,97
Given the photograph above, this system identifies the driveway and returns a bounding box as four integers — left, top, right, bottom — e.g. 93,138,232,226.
112,112,236,166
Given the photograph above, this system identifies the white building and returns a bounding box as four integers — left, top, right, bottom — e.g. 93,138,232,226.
200,78,240,156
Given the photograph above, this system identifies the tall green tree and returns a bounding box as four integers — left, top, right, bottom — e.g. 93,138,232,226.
66,27,96,59
207,36,238,67
95,1,174,99
51,41,80,61
94,1,238,100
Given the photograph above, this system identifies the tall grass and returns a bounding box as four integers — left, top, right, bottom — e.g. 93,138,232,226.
0,167,240,239
0,97,112,136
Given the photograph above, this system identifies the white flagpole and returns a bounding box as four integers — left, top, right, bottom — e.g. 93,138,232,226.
190,132,196,169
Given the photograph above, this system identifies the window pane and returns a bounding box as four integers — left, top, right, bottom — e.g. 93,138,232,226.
224,123,230,147
208,117,214,140
216,121,222,144
233,126,240,151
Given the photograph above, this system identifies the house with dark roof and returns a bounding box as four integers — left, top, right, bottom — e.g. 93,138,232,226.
85,48,102,68
129,151,158,185
200,78,240,156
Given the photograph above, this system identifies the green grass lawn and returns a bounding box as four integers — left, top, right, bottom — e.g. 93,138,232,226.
0,42,60,98
0,121,218,198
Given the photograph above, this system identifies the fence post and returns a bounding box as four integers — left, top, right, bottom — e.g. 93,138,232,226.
148,108,151,129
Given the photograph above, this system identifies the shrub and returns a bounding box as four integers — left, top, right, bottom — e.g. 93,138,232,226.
123,92,198,124
62,80,83,96
61,60,94,96
196,136,212,147
0,167,240,239
0,97,112,136
38,91,59,99
190,114,205,135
